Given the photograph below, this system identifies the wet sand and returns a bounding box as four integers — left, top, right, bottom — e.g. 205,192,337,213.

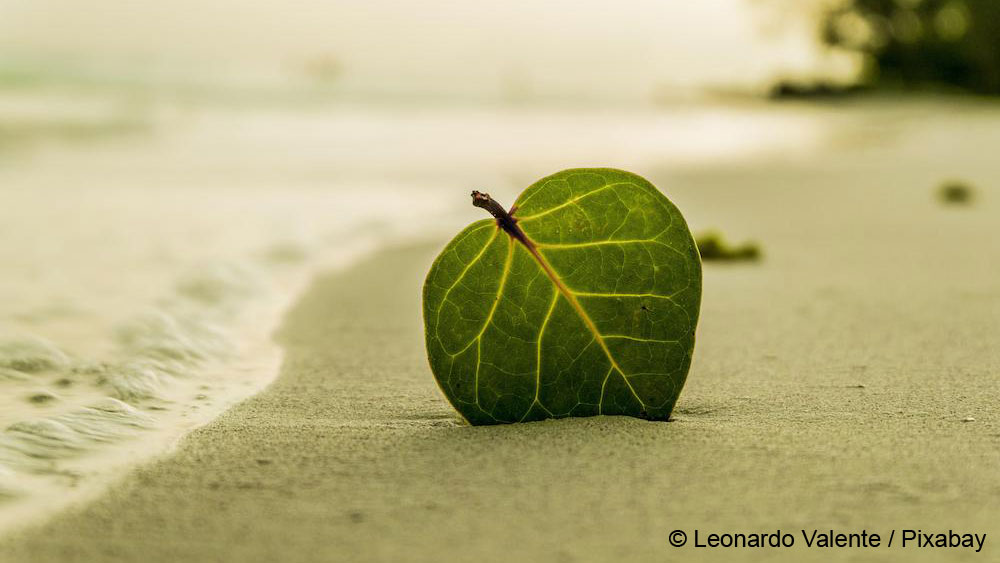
3,148,1000,561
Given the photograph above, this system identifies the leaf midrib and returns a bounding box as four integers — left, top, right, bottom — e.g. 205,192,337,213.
516,233,647,410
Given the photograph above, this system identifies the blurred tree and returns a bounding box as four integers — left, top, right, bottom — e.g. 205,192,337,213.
822,0,1000,94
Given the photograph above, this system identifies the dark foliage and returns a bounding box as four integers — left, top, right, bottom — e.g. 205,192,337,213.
823,0,1000,94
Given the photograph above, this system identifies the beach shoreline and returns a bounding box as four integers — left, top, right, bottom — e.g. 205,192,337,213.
3,217,997,561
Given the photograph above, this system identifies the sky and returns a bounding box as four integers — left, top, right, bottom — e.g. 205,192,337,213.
0,0,849,101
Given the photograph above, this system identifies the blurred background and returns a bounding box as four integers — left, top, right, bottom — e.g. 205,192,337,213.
1,0,999,523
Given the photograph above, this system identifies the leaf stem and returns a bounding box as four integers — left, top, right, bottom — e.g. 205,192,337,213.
471,191,529,245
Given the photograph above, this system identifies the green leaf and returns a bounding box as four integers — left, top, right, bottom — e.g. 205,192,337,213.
423,168,702,425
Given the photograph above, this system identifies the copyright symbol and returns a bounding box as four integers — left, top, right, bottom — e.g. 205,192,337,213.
669,530,687,547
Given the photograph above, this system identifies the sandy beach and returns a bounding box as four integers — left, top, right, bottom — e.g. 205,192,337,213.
3,131,998,561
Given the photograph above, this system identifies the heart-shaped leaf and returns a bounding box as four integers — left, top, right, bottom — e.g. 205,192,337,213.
423,168,701,424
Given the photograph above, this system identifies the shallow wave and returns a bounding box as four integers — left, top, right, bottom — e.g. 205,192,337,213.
0,177,454,534
1,399,153,467
0,262,260,480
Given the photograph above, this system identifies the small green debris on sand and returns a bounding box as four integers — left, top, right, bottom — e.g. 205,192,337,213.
695,231,762,262
938,181,975,205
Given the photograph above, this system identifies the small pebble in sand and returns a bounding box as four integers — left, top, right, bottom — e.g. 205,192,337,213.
853,384,866,389
195,394,208,400
962,416,976,423
938,181,975,205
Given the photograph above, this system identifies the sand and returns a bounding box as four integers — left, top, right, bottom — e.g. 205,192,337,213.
3,104,1000,561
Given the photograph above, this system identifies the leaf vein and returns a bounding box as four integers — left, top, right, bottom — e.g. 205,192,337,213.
526,290,560,421
472,239,515,407
516,181,640,222
434,226,501,347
